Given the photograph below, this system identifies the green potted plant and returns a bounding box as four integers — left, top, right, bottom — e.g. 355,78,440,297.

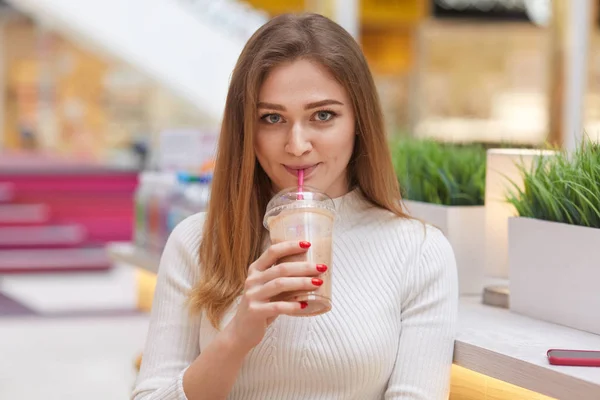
506,138,600,334
391,138,487,294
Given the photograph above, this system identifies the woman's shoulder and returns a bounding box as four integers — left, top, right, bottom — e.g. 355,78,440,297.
363,206,453,260
351,207,456,291
340,190,454,262
169,212,207,251
159,212,207,280
392,216,453,258
392,218,456,285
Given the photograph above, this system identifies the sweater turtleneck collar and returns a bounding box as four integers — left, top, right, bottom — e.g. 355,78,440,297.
332,186,362,210
331,187,371,230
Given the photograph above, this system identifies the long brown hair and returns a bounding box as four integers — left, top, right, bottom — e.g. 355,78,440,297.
190,13,407,328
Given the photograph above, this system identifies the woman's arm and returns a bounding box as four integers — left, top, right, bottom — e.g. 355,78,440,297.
132,213,246,400
385,226,459,400
182,239,326,399
180,327,247,399
132,213,322,400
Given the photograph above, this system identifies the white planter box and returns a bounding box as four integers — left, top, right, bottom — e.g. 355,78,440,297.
403,200,486,294
509,217,600,335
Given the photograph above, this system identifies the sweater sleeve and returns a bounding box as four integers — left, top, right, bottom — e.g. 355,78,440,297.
385,225,459,400
131,213,206,400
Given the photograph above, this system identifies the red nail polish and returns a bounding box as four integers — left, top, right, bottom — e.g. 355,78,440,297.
299,241,311,249
316,264,328,272
300,301,308,309
312,278,323,286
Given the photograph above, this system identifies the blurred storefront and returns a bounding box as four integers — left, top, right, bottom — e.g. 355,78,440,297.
412,1,550,145
0,13,212,168
1,0,599,160
396,0,599,148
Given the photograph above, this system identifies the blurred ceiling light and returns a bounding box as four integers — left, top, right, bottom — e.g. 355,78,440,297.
436,0,525,12
524,0,551,26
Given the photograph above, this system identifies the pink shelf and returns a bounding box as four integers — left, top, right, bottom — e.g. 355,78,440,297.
0,225,86,248
0,247,111,273
0,168,137,273
63,217,133,242
0,183,14,203
2,173,138,196
0,204,50,226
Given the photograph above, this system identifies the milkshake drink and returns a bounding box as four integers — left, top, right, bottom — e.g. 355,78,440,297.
263,187,335,316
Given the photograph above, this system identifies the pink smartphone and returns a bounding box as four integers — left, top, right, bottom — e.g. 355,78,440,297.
547,349,600,367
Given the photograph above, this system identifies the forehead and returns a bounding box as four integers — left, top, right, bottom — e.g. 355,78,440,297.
258,59,348,105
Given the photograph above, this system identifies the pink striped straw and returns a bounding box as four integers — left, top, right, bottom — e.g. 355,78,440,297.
297,169,304,200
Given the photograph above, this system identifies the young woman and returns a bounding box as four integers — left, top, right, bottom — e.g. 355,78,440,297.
133,13,458,400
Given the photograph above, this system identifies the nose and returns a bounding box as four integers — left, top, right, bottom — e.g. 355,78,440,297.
284,123,312,157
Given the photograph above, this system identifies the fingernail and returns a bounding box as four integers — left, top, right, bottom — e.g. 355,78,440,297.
300,301,308,309
299,241,311,249
312,278,323,286
316,264,328,272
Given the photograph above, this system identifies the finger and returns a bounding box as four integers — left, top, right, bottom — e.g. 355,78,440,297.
256,276,323,300
260,301,308,318
250,240,311,272
259,261,326,284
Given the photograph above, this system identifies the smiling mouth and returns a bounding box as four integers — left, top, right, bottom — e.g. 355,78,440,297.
283,163,320,178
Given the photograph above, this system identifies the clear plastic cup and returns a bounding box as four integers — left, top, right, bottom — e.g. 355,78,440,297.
263,186,336,316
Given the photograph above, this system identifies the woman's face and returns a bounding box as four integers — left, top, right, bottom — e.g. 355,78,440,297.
254,59,356,198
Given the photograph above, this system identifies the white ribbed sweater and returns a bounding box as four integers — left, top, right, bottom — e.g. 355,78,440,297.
132,189,458,400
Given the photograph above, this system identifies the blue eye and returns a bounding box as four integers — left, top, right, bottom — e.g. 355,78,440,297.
261,114,282,124
315,110,335,122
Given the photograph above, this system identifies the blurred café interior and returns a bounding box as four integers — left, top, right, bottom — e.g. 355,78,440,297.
1,0,600,399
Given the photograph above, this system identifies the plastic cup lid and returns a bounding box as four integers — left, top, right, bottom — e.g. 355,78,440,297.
263,186,335,229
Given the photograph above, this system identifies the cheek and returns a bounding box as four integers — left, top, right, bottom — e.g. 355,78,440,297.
325,122,355,161
254,135,271,161
254,133,282,173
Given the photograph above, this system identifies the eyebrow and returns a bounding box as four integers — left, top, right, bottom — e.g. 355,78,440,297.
257,99,344,111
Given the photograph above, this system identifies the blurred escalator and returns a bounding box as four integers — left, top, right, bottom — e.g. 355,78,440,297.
5,0,268,123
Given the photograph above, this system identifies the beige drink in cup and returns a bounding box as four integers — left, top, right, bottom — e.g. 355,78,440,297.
263,186,335,316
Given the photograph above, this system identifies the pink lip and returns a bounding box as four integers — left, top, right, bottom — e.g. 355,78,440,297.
283,163,320,178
